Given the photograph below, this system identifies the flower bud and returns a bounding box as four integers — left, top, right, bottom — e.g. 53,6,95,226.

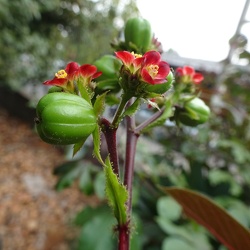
124,17,152,53
35,92,97,145
176,97,210,126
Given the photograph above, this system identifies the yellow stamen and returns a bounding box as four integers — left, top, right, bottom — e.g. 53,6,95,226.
55,69,67,79
131,51,142,58
147,64,159,78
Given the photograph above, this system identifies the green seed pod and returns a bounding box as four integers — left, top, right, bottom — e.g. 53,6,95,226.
124,17,152,53
47,86,63,93
35,92,97,145
177,97,210,126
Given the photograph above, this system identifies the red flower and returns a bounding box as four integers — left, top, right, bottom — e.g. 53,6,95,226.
77,64,102,80
115,50,170,85
43,62,79,86
115,51,144,74
175,66,204,84
43,62,102,88
141,51,170,84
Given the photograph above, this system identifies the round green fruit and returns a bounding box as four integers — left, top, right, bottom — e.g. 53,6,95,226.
124,17,152,52
35,92,97,145
178,97,210,126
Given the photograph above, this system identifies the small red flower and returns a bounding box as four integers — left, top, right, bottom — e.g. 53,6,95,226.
115,51,143,74
77,64,102,80
43,62,102,88
115,50,170,85
175,66,204,84
141,51,170,84
43,62,79,86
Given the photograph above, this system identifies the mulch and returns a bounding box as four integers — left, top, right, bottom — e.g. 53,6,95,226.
0,107,98,250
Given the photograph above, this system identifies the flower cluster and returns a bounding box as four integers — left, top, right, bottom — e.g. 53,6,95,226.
43,62,102,92
175,66,203,84
115,50,170,85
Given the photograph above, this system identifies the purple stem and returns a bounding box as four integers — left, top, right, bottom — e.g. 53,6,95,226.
100,118,119,176
118,223,130,250
124,114,139,214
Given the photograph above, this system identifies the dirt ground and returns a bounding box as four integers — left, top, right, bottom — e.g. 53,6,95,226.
0,107,97,250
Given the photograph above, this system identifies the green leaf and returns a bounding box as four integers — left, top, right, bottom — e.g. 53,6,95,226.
92,125,105,166
218,139,250,164
76,205,116,250
157,196,181,221
54,161,99,194
163,187,250,250
73,137,88,157
123,98,141,117
104,157,128,225
54,161,82,191
117,97,141,124
97,79,120,91
94,171,106,199
93,92,107,117
77,80,92,104
156,218,211,249
78,165,94,195
162,237,195,250
208,169,242,196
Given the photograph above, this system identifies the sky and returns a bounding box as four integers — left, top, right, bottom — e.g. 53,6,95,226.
136,0,247,62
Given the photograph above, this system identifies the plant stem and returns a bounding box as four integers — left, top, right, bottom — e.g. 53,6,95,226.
117,100,139,250
100,118,119,176
112,93,131,128
118,224,129,250
124,114,139,214
134,107,165,134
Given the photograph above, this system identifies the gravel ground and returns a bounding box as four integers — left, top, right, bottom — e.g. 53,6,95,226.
0,107,97,250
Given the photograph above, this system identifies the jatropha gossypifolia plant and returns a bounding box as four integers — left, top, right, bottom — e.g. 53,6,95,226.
35,17,210,249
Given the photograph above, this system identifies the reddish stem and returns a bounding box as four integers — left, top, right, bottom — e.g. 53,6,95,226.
100,118,119,176
124,115,139,214
118,223,130,250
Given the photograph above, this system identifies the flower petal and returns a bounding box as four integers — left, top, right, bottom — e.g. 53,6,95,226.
65,62,79,80
78,64,98,77
175,67,184,76
193,73,204,84
183,66,195,76
143,51,161,65
43,78,67,86
115,51,135,67
157,61,170,78
93,71,102,79
141,68,155,84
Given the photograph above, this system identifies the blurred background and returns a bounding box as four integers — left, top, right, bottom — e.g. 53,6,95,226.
1,0,250,249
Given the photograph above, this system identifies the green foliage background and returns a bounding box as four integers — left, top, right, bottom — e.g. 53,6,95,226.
2,0,250,249
0,0,138,90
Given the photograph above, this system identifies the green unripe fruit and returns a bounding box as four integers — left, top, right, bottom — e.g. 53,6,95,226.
124,17,152,53
48,86,63,93
35,92,97,145
178,97,210,126
145,71,174,95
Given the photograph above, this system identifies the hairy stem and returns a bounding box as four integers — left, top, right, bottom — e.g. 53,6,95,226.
118,224,130,250
100,118,119,176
